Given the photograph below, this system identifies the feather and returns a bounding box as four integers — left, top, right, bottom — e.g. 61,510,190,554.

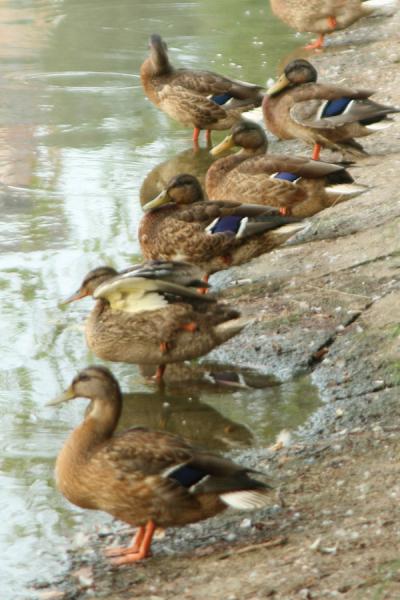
270,171,301,183
206,215,244,235
94,275,215,313
320,97,353,118
325,183,368,197
220,489,271,510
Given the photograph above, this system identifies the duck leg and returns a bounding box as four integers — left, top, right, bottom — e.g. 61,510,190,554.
305,33,325,50
108,521,156,565
181,322,197,332
312,143,322,161
197,274,209,295
155,364,166,383
279,207,291,216
205,129,212,147
193,127,201,149
327,16,337,30
305,16,336,50
105,526,145,558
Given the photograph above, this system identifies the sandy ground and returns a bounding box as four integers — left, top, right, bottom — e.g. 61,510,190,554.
34,10,400,600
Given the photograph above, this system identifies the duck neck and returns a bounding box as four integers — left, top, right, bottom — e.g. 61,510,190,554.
64,392,122,459
142,48,172,78
55,391,122,506
153,50,172,76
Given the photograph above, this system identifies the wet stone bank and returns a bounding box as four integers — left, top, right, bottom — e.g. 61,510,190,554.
35,10,400,600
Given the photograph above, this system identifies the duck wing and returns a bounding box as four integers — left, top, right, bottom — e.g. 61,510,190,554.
118,260,207,289
103,428,272,506
172,68,265,100
290,84,374,128
158,84,227,127
93,270,214,313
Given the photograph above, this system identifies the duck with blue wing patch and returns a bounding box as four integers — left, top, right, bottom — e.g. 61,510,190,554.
206,121,367,217
263,59,399,160
50,367,274,565
139,174,305,275
61,261,248,382
140,34,265,147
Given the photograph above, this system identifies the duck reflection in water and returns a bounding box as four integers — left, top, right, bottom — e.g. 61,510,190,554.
140,147,214,206
119,386,254,451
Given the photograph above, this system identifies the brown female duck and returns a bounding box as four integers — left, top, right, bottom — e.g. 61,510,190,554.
263,59,399,160
140,34,264,146
206,120,366,217
62,261,247,381
51,366,272,564
269,0,396,50
139,174,305,275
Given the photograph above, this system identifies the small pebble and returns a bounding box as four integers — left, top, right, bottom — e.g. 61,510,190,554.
240,518,252,528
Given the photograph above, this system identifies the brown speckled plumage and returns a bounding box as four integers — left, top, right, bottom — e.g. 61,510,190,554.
263,59,399,158
62,261,246,366
270,0,380,36
139,174,304,275
52,367,272,562
206,121,365,217
140,34,264,135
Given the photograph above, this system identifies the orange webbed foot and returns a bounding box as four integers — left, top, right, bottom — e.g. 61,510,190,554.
107,521,156,566
109,549,151,565
105,526,146,559
305,34,324,50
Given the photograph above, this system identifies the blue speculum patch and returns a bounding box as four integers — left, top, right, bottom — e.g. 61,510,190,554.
211,92,233,105
273,171,300,183
168,465,207,488
322,97,352,118
210,215,243,234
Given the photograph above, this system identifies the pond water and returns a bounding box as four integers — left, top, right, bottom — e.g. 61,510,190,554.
0,1,317,597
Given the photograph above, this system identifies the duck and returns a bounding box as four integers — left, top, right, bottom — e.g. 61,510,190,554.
263,59,399,160
269,0,396,50
50,366,273,564
140,34,264,147
62,260,248,382
206,120,367,217
139,174,305,276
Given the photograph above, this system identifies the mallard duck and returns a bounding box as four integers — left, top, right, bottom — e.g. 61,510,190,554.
263,59,399,160
50,366,273,564
140,34,264,146
139,174,305,275
62,260,247,382
206,120,367,217
269,0,396,49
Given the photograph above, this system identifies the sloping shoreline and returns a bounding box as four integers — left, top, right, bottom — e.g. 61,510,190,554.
35,11,400,600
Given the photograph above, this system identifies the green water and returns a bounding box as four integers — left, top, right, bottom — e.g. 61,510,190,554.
0,1,315,597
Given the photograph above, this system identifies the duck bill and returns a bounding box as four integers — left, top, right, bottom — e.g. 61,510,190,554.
266,73,290,96
61,289,89,305
142,189,170,212
48,386,76,406
210,134,235,156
